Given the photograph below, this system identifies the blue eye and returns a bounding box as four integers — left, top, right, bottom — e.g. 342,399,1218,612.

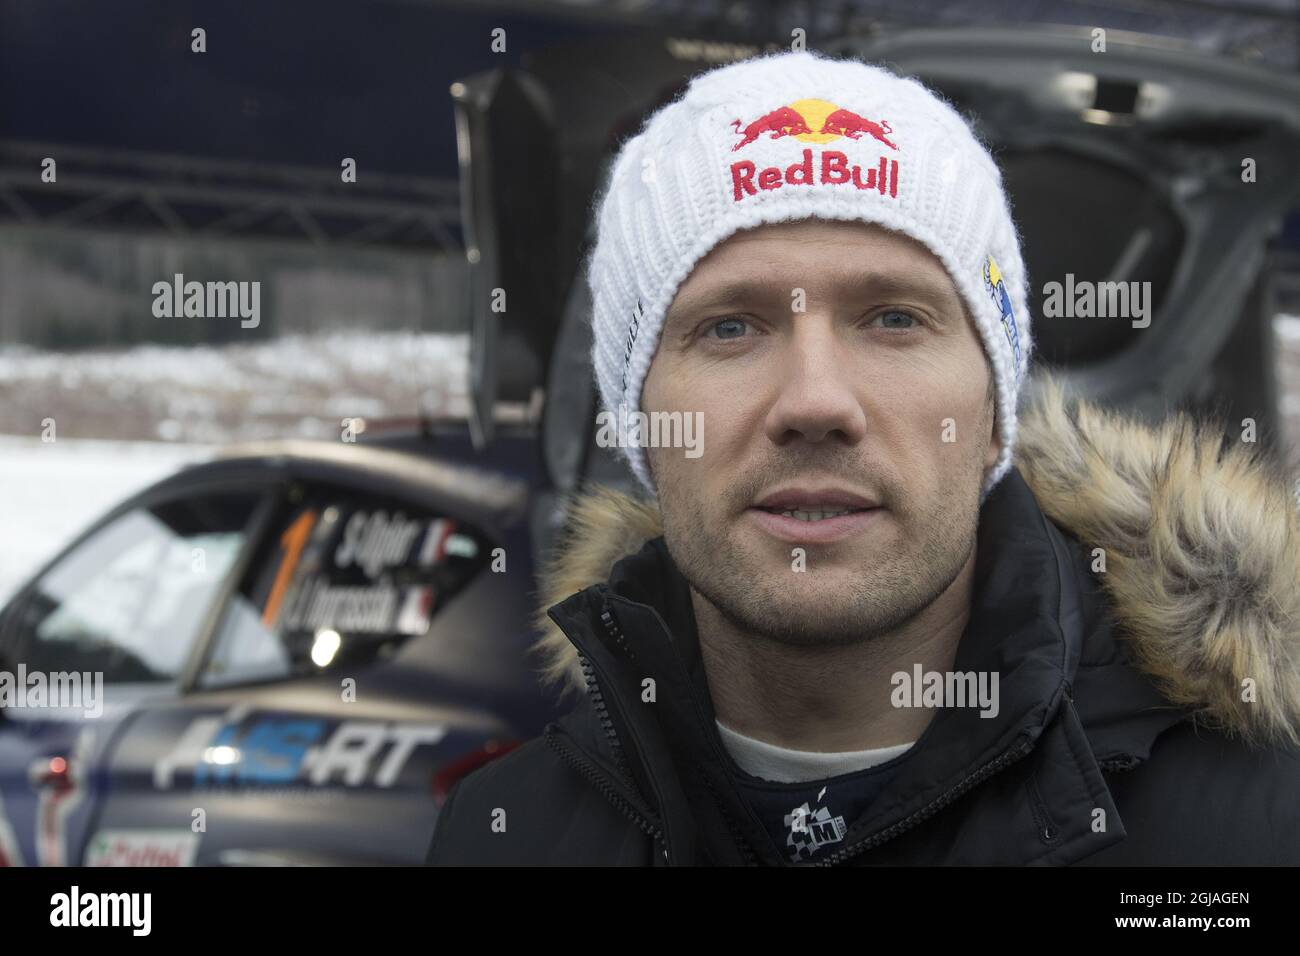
874,310,918,330
707,317,750,339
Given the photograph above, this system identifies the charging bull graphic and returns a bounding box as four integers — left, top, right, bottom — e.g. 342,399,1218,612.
731,106,815,151
816,109,897,149
731,98,898,151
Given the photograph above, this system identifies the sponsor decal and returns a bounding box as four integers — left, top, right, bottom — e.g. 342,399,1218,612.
84,830,199,867
153,708,446,790
281,576,412,634
728,97,900,204
335,510,425,578
983,254,1023,378
268,509,470,636
785,785,848,861
394,586,436,635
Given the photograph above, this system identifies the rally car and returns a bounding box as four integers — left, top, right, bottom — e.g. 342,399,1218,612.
0,419,567,866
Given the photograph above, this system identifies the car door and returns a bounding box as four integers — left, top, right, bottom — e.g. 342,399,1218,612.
86,474,519,865
0,486,268,866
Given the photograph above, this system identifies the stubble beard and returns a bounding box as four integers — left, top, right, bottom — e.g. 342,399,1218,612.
655,458,984,650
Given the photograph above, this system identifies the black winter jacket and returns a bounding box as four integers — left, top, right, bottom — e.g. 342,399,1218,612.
428,377,1300,866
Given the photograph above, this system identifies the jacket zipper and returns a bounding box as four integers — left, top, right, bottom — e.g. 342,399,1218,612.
594,602,763,865
578,650,636,788
810,732,1037,867
543,725,664,843
699,766,762,865
554,599,1041,867
543,611,671,859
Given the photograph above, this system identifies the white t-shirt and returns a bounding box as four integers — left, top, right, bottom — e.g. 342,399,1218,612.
716,719,915,784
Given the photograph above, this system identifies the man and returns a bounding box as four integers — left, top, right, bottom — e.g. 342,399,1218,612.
429,50,1300,865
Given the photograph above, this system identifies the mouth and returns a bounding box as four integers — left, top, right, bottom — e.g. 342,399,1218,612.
746,486,884,543
755,505,873,521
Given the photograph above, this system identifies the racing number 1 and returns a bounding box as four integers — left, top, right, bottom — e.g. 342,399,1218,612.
262,509,318,629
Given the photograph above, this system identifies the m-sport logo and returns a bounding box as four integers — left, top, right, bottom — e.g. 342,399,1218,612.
784,786,848,862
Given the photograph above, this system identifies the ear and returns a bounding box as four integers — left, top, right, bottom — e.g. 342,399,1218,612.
982,388,1001,472
984,429,1002,471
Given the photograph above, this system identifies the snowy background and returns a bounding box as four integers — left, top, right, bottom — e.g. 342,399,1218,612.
0,332,469,443
1276,315,1300,464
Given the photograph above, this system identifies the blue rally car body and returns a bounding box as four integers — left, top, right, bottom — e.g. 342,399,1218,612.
0,423,566,866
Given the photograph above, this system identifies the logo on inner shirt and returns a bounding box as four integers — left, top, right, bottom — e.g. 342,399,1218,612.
784,785,848,861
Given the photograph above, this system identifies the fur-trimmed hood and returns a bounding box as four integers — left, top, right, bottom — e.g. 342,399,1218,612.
532,373,1300,749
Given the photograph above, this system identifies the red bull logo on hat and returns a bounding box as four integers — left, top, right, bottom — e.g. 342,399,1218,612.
732,98,898,151
728,97,901,203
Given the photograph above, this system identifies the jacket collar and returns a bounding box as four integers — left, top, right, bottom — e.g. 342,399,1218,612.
549,463,1119,864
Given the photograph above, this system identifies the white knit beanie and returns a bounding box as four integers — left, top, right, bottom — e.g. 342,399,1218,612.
587,50,1032,502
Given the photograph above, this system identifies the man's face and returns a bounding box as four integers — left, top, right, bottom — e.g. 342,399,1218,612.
641,218,1000,647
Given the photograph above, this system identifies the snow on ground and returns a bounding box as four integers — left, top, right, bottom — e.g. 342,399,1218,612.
0,332,470,443
0,436,208,603
1275,315,1300,471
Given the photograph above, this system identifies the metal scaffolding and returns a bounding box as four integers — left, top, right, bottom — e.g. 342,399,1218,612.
0,140,464,252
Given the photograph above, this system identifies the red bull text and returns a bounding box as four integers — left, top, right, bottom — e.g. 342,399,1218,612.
731,148,899,202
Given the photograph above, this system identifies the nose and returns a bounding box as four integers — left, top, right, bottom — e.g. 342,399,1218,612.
763,315,868,448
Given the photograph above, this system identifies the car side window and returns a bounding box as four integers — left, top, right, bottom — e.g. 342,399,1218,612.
9,493,261,683
199,488,489,688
